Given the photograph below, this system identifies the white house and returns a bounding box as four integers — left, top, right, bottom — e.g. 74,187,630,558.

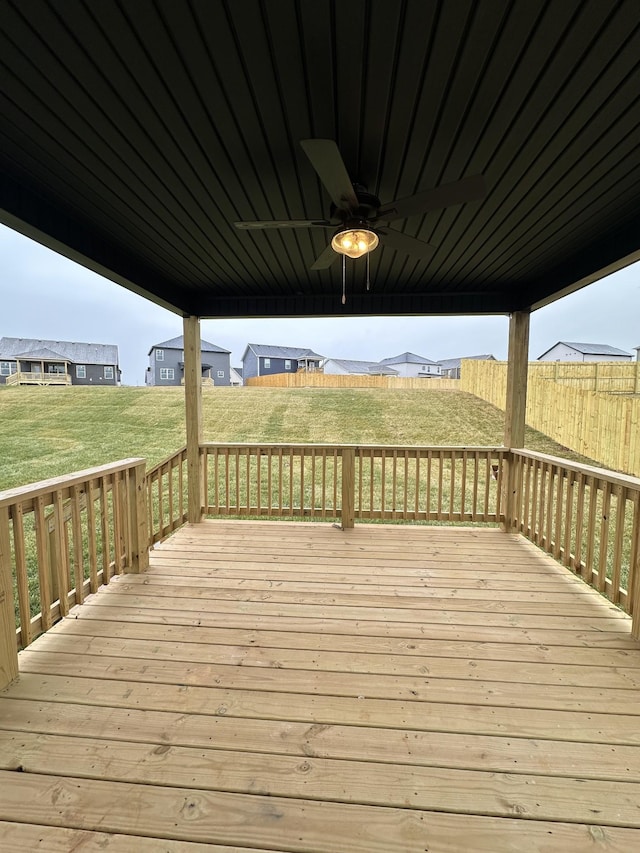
378,352,441,377
322,358,399,376
537,342,632,362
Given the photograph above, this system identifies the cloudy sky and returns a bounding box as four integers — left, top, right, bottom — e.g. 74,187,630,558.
1,223,638,385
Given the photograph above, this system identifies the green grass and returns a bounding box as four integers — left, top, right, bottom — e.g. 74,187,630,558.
0,384,595,491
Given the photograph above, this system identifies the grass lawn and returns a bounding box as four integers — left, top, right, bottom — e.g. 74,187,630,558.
0,385,593,491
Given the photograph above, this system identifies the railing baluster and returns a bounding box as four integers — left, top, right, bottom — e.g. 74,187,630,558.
562,471,574,568
12,504,31,648
70,484,85,605
598,479,612,593
34,496,52,631
100,476,111,585
611,486,626,604
52,491,69,617
87,480,99,593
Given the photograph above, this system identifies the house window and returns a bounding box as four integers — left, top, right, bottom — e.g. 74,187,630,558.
48,364,65,374
104,366,114,380
0,361,15,376
160,368,174,380
264,358,271,369
76,365,86,378
217,370,224,378
284,360,291,370
156,349,164,361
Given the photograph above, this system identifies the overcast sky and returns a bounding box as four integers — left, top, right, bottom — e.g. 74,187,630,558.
1,223,638,385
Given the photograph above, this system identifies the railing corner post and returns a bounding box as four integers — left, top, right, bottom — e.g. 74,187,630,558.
0,505,19,689
341,447,356,530
129,460,149,572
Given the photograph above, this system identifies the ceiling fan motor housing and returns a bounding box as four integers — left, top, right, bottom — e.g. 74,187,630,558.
329,186,381,223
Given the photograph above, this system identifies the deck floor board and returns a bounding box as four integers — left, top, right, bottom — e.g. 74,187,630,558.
1,521,640,851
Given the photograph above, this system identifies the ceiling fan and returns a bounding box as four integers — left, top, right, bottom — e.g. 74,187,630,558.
234,139,486,270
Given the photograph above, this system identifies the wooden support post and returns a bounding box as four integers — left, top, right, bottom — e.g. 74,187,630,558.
0,505,19,689
127,460,149,572
504,311,530,531
184,316,203,524
341,447,356,530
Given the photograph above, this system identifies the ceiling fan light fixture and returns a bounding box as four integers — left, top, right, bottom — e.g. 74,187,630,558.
331,226,379,259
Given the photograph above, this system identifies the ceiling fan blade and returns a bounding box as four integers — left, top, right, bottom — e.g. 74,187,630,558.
377,175,486,221
378,228,436,261
310,243,339,270
234,219,332,230
300,139,359,212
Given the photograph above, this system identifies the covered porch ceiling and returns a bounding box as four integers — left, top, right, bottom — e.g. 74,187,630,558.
1,0,640,319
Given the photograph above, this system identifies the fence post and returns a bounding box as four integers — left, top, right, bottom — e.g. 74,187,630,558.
128,461,149,572
0,505,19,689
341,447,356,529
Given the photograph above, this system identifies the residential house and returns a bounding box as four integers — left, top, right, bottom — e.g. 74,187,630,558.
537,342,632,362
379,352,441,377
438,354,496,379
322,358,399,376
0,337,120,386
242,344,324,380
230,367,243,387
146,336,231,386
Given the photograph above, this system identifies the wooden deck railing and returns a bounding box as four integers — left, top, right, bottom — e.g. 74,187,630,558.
200,444,506,526
146,446,188,544
0,459,148,679
3,443,640,690
5,371,72,386
508,450,640,628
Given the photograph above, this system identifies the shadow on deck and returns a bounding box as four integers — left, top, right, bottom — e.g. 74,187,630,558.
1,521,640,851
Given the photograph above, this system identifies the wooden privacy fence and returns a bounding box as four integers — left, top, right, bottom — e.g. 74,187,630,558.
462,359,640,477
0,459,148,673
200,443,506,526
246,373,461,390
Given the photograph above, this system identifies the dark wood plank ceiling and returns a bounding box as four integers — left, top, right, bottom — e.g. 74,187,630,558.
1,0,640,318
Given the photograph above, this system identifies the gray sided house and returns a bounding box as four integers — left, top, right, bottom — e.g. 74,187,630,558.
0,337,120,386
146,336,231,386
438,354,496,379
242,344,324,381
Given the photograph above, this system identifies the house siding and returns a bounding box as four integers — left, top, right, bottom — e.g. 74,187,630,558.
148,346,231,385
242,349,260,380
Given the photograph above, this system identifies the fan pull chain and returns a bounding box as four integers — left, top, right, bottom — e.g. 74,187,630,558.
342,254,346,304
366,251,371,291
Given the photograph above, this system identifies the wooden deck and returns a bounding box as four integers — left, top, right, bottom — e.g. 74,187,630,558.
2,521,640,851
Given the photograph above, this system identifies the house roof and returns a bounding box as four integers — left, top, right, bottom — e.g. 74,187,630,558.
538,341,632,359
232,367,243,378
2,3,640,320
380,352,438,366
243,344,324,361
0,337,118,365
148,335,230,355
438,355,496,370
324,358,399,376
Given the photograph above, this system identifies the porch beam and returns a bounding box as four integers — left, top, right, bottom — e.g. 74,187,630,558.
183,316,203,524
504,310,530,531
504,310,530,448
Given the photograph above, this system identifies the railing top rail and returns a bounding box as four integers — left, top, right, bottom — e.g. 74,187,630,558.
0,457,146,508
200,442,506,452
511,448,640,491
